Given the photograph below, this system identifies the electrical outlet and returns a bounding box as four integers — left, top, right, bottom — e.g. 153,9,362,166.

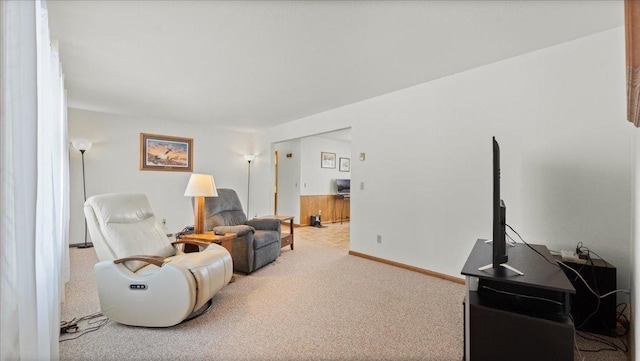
359,152,366,161
360,182,365,190
162,218,166,226
377,235,382,244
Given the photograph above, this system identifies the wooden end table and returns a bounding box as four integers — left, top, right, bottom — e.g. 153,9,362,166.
177,232,237,255
256,215,294,250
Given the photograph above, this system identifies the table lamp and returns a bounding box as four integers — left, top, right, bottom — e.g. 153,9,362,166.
184,174,217,234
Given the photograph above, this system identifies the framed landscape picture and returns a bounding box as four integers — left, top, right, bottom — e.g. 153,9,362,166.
140,133,193,172
339,157,350,172
321,152,336,169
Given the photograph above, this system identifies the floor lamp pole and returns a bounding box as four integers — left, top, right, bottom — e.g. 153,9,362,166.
247,159,251,217
78,149,93,249
243,154,255,217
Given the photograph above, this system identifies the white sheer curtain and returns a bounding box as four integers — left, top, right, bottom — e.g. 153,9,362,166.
1,0,70,359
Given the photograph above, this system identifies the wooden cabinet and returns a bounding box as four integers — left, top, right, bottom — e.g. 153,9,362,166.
300,194,350,226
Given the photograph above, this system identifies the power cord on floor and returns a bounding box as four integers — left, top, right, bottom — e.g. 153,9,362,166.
571,314,629,356
571,315,586,361
59,312,109,342
615,303,630,337
576,330,628,353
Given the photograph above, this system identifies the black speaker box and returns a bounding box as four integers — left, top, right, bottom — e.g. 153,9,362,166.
557,257,617,336
310,214,321,227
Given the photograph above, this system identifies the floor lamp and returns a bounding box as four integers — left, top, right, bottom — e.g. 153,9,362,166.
244,154,255,217
72,139,93,249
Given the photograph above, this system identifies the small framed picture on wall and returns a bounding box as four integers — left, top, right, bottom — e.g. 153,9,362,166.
339,157,350,172
321,152,336,169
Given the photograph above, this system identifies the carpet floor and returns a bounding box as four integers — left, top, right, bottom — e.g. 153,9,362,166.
60,222,628,361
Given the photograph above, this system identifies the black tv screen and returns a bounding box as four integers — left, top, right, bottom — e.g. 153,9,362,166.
336,179,350,193
493,137,508,268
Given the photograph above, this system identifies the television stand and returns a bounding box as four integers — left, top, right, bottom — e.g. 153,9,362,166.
461,239,576,361
478,239,523,275
483,238,515,247
478,262,524,276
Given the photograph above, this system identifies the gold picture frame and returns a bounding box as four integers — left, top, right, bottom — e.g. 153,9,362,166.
140,133,193,172
339,157,350,172
321,152,336,169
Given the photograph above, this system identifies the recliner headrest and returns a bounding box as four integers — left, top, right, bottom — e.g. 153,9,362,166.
86,193,154,224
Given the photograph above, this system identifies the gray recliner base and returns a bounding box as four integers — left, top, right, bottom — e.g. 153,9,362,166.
232,237,281,274
252,241,281,274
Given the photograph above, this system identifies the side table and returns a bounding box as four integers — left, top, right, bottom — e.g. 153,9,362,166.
177,232,237,255
332,194,350,224
256,215,294,250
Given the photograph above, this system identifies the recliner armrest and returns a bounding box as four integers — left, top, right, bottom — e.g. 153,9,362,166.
113,255,170,268
213,225,254,237
172,239,212,248
246,218,281,232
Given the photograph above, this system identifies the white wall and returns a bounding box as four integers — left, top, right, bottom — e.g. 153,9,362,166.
251,28,634,301
68,108,253,242
300,136,351,195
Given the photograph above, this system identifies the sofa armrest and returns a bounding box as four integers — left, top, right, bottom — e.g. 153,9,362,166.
213,225,254,237
113,255,170,268
246,218,281,232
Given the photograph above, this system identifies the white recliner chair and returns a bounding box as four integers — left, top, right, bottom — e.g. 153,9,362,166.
84,193,233,327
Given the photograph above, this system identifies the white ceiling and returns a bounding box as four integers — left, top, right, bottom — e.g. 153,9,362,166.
48,1,623,132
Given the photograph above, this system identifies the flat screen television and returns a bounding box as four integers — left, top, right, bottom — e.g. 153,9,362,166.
492,137,508,269
483,137,522,276
336,179,350,194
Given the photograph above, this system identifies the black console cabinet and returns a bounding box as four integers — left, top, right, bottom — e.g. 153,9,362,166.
555,256,617,336
461,239,576,361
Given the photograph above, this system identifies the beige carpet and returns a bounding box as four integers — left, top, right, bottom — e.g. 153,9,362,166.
60,222,628,361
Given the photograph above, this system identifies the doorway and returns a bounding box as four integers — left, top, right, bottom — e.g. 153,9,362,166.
272,128,352,247
273,150,278,215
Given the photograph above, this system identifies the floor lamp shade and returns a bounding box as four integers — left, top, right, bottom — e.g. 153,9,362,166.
72,139,93,152
244,154,255,162
184,174,217,234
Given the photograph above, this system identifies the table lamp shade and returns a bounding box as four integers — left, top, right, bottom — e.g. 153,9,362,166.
184,174,217,197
